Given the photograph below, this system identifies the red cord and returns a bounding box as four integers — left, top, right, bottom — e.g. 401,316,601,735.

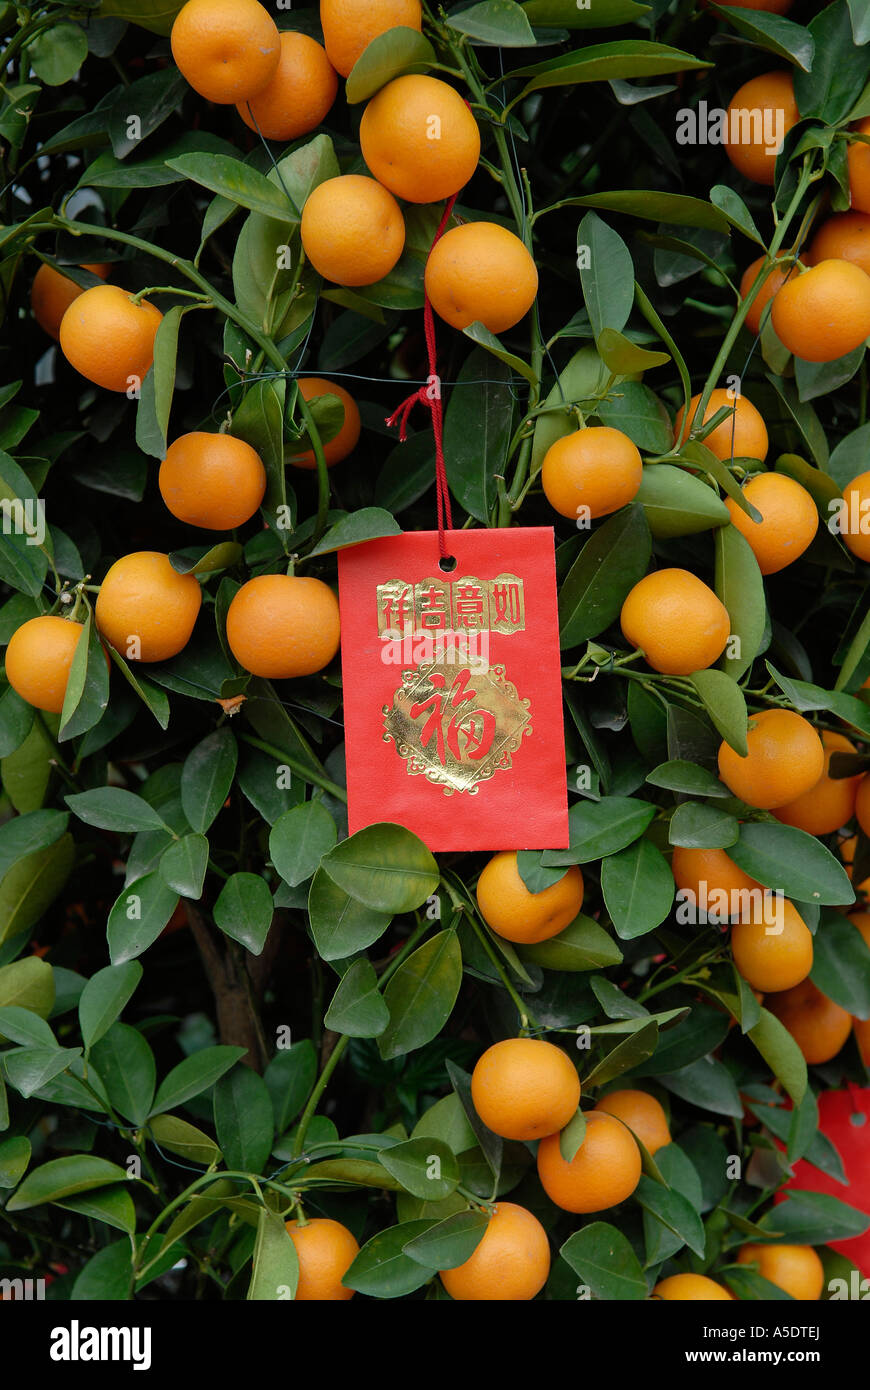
385,193,458,561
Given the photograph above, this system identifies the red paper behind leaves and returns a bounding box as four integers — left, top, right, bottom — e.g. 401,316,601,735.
779,1087,870,1278
337,527,569,852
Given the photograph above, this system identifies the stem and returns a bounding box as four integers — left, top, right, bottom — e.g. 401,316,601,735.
293,389,330,545
290,1035,349,1157
462,907,536,1031
239,733,347,802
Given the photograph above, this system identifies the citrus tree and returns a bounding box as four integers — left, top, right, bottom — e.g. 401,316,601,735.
0,0,869,1304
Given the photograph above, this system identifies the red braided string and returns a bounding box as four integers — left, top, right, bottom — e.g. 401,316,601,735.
385,192,457,560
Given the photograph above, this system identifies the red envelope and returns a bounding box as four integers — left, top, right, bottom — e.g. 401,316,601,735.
337,527,569,852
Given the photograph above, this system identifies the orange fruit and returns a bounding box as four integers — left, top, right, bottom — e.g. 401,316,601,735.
653,1273,733,1300
300,175,405,287
671,846,763,922
289,378,361,469
439,1202,550,1301
320,0,422,78
540,426,642,521
724,472,818,575
537,1111,641,1213
360,74,480,204
284,1217,359,1300
594,1089,671,1156
739,254,791,336
774,731,861,835
475,851,584,945
771,259,870,363
424,222,538,335
470,1038,580,1142
5,616,85,714
764,978,852,1064
226,574,340,678
159,432,266,530
848,118,870,214
59,285,162,394
236,31,337,141
31,262,109,341
170,0,280,104
717,709,825,809
620,568,731,676
674,388,768,462
96,552,202,664
730,899,813,993
736,1243,824,1300
723,71,799,186
839,469,870,562
808,212,870,277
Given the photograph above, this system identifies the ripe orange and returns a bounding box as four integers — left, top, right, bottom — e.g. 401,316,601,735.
620,568,731,676
289,378,361,469
59,285,162,394
771,259,870,363
424,221,538,335
226,574,340,678
170,0,280,104
439,1202,550,1301
475,851,584,945
31,263,109,341
724,472,818,575
839,469,870,562
470,1038,580,1142
671,846,763,921
739,254,791,336
653,1273,733,1300
723,71,799,186
541,426,642,521
717,709,825,810
736,1243,824,1300
764,978,852,1064
537,1111,641,1213
774,731,861,835
320,0,422,78
360,74,480,204
159,433,266,530
5,616,84,714
300,175,405,287
284,1217,359,1300
730,899,813,993
96,553,202,664
808,212,870,277
236,31,337,140
594,1089,671,1155
848,118,870,214
674,389,768,462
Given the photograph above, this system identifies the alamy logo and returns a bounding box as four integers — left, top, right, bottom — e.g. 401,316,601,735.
49,1321,152,1372
676,101,786,158
0,497,45,546
0,1276,45,1299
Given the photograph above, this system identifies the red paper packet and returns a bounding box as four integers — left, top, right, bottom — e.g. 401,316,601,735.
337,527,569,852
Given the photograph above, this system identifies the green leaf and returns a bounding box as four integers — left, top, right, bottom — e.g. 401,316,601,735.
181,728,237,834
0,1006,55,1047
308,867,393,961
59,616,110,742
559,1108,587,1162
248,1207,299,1301
668,801,739,849
148,1114,221,1166
30,23,88,85
6,1154,130,1211
601,839,674,938
0,955,54,1022
646,760,730,797
715,523,767,681
346,26,436,102
79,961,142,1051
231,377,286,522
532,347,612,472
516,850,568,893
558,503,651,648
793,0,870,123
710,4,815,71
71,1240,133,1301
511,40,711,100
708,184,765,244
447,0,537,45
214,1066,273,1173
91,1023,156,1126
159,833,208,899
522,0,650,27
308,507,402,556
578,212,634,341
324,959,390,1038
637,464,730,538
59,1185,137,1235
65,787,168,833
543,796,656,867
518,913,623,971
107,872,180,964
810,909,870,1017
343,1220,436,1298
264,1041,317,1134
688,669,748,756
758,1190,869,1245
573,190,729,231
107,647,170,729
403,1209,488,1269
94,0,184,34
461,321,537,384
657,1055,743,1117
213,873,274,955
269,802,337,888
136,304,188,459
766,663,870,739
561,1221,647,1300
729,822,854,907
0,831,74,947
378,931,463,1061
165,153,295,221
150,1044,247,1117
597,382,673,454
443,348,513,523
322,822,439,913
633,1174,706,1257
0,1134,31,1189
4,1046,81,1098
584,1019,659,1085
0,685,34,759
378,1137,460,1200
